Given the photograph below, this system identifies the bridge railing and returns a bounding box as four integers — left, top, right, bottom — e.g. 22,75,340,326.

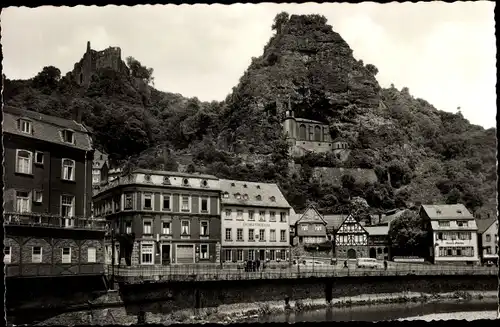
108,263,498,283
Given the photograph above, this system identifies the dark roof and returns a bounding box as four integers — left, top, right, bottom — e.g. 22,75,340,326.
132,168,218,180
3,106,92,151
476,217,497,234
220,179,291,209
294,117,327,125
295,205,327,225
323,214,347,230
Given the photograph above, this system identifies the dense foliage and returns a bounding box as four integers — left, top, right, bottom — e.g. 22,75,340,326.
3,13,496,218
388,210,431,258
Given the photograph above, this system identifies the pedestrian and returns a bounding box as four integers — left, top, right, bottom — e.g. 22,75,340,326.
344,260,348,268
384,259,388,270
256,258,261,271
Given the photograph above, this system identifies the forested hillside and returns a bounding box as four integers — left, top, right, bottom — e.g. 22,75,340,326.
3,13,496,218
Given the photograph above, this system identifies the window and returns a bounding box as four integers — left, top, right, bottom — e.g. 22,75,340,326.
438,221,450,227
236,210,243,220
225,228,232,241
259,229,265,241
32,246,42,263
143,193,152,210
162,221,171,235
33,190,43,203
437,233,443,240
280,250,286,260
237,249,243,261
124,193,133,210
485,247,491,254
18,119,32,134
182,178,189,186
62,247,71,263
200,197,209,213
141,243,154,265
256,195,262,201
301,225,309,231
181,196,190,212
61,130,75,144
200,244,209,259
143,221,152,234
225,209,232,219
224,249,232,262
61,195,75,218
61,159,75,181
270,212,276,222
280,212,287,222
35,151,44,164
248,210,255,221
248,229,254,241
486,234,491,242
237,228,243,241
16,191,31,213
270,196,276,202
222,192,229,199
259,211,265,221
87,247,96,263
235,193,241,200
315,225,322,231
200,221,209,236
270,229,276,242
4,247,12,264
280,230,287,242
125,221,132,234
457,221,468,227
181,221,190,235
248,250,255,261
270,250,275,261
162,194,171,211
16,150,32,174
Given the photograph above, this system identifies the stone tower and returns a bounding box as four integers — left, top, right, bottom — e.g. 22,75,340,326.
282,97,297,147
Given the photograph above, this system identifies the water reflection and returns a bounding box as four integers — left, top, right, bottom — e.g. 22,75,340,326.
259,299,498,322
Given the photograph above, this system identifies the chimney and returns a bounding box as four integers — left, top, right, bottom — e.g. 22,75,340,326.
72,106,83,123
87,41,91,53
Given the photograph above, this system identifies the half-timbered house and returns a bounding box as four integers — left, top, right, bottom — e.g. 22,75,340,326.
292,205,329,245
334,215,369,259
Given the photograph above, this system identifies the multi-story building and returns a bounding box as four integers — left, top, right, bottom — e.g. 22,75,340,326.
292,205,329,244
93,169,221,265
420,204,480,265
334,214,369,259
92,149,109,188
364,226,390,260
476,217,498,265
220,179,291,263
3,106,106,278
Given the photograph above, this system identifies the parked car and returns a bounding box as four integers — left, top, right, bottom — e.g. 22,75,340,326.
356,258,384,269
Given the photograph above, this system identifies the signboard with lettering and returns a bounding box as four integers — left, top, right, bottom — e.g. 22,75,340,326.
243,222,271,228
443,241,467,246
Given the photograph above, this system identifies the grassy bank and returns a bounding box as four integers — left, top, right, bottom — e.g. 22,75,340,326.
157,290,498,325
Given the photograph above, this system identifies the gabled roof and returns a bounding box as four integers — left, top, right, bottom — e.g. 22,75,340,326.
3,106,92,151
220,179,291,209
421,204,473,220
364,226,390,236
323,214,347,231
336,214,369,234
295,205,327,225
476,217,498,234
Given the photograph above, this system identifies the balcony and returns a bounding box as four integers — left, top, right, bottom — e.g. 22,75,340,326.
3,212,107,231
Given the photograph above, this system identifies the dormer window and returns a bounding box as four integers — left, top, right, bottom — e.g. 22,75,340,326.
231,183,236,187
183,178,189,186
457,210,462,214
61,130,75,144
243,184,247,188
18,119,32,134
163,176,171,185
256,185,261,189
201,179,208,187
144,174,152,182
235,193,241,200
243,194,249,200
256,195,262,201
436,210,442,214
270,196,276,202
222,192,229,199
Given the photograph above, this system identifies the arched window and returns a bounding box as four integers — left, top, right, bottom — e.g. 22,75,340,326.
16,150,32,174
299,124,306,140
314,126,321,141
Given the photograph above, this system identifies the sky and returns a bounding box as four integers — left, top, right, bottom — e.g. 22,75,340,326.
2,2,496,128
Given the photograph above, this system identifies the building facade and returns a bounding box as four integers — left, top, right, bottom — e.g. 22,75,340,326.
3,106,106,278
476,218,498,265
364,226,390,260
420,204,480,265
220,179,291,263
293,205,329,244
334,215,369,259
93,170,221,265
92,149,109,188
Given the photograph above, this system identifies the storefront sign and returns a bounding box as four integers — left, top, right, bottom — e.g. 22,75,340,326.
243,222,271,228
443,241,467,246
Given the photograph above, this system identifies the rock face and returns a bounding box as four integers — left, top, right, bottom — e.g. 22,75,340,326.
234,13,381,121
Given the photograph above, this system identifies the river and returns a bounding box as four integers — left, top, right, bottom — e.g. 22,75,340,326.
256,299,498,322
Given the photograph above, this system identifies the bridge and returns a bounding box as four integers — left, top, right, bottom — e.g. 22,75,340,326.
109,262,498,284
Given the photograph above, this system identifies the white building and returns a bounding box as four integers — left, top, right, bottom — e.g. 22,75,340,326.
220,179,292,263
420,204,480,265
476,217,498,265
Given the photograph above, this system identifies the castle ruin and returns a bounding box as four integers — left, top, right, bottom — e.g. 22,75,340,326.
70,41,129,87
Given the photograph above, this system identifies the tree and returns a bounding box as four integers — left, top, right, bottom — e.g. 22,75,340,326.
32,66,61,93
341,174,356,190
365,64,379,76
272,12,290,33
126,56,155,85
388,210,429,258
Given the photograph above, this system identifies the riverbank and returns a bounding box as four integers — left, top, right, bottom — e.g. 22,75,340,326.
156,290,498,325
33,290,497,325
